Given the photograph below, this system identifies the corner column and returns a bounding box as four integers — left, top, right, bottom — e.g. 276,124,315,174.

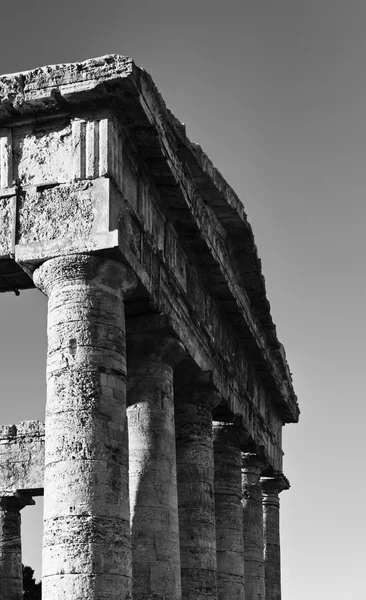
213,423,246,600
260,474,289,600
174,370,221,600
0,495,34,600
33,254,136,600
242,452,267,600
126,316,186,600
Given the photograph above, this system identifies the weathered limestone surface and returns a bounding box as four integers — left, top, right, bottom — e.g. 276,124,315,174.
0,421,44,493
213,424,246,600
174,369,220,600
33,254,136,600
261,475,290,600
242,453,267,600
127,316,185,600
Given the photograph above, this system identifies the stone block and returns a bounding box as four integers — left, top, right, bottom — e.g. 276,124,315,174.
0,421,45,493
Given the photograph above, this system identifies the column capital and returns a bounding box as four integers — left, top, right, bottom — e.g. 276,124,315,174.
242,451,268,474
127,315,186,368
33,253,137,298
260,473,290,502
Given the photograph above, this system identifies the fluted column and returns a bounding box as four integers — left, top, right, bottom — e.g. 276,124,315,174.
126,316,186,600
260,474,289,600
213,423,246,600
174,370,221,600
33,254,136,600
242,452,267,600
0,495,33,600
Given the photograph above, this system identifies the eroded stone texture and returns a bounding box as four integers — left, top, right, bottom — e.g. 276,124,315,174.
33,254,136,600
126,317,186,600
174,369,220,600
213,423,246,600
18,183,95,245
242,453,267,600
0,421,45,493
0,495,33,600
13,121,73,186
261,475,289,600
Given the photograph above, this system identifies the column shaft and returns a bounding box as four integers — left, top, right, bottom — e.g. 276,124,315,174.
175,373,220,600
127,328,184,600
0,498,23,600
242,453,266,600
213,424,245,600
261,475,289,600
34,255,136,600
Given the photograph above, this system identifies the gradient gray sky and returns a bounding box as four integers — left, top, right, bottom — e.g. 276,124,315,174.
1,1,365,597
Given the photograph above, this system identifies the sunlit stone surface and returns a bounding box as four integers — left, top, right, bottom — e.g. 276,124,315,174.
0,55,299,600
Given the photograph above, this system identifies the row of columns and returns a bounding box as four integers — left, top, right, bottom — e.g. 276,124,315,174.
0,463,287,600
0,254,289,600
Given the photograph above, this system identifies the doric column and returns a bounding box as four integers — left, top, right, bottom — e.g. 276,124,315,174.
0,495,34,600
33,254,136,600
242,452,267,600
260,474,290,600
213,423,246,600
126,316,186,600
174,370,221,600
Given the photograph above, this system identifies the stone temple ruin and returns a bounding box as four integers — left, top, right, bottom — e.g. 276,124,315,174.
0,55,299,600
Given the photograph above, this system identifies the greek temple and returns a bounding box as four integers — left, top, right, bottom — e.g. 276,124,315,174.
0,55,299,600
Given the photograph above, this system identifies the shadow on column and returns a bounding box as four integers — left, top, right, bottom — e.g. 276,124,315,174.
127,317,186,600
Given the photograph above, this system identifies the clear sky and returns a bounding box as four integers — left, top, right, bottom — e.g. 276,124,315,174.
1,1,365,598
